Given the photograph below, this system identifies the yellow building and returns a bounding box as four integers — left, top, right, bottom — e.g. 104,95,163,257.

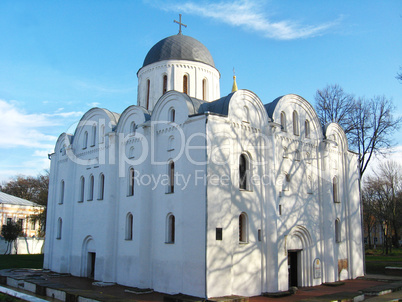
0,191,44,237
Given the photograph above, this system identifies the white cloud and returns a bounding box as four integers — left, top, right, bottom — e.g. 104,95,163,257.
161,0,341,40
0,99,82,149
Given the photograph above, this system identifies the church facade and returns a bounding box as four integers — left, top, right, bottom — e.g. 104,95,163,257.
44,32,364,298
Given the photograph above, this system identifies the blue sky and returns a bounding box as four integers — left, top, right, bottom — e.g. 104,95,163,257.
0,0,401,182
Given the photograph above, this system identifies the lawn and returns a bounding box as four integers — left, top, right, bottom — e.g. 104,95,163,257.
365,247,402,274
0,254,44,270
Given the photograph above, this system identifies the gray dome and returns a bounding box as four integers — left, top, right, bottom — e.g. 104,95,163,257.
142,34,215,68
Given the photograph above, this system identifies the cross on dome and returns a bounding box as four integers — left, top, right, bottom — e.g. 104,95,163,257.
174,14,187,34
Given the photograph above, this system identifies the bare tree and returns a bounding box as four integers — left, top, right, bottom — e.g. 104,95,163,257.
350,97,401,176
364,161,402,252
315,84,355,134
362,188,377,249
396,67,402,82
315,85,401,177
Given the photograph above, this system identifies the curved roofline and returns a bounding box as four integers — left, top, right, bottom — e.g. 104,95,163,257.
141,34,215,70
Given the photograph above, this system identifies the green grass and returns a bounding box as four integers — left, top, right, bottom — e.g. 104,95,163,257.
0,293,25,302
0,254,44,270
365,247,402,274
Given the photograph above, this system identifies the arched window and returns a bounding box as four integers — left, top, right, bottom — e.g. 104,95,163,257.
333,176,339,203
307,176,313,194
243,106,250,122
130,121,136,134
91,124,96,146
282,173,290,191
239,153,250,190
293,110,299,136
183,75,188,94
335,218,341,242
169,108,175,122
79,176,85,202
57,218,62,239
98,173,104,200
126,213,133,240
128,168,134,196
88,175,94,201
168,161,175,193
202,78,207,101
163,75,168,94
146,79,150,110
168,136,174,151
166,213,175,243
295,150,301,162
280,111,286,132
100,124,105,143
129,146,135,158
239,212,248,243
305,119,310,138
83,131,88,149
59,180,65,204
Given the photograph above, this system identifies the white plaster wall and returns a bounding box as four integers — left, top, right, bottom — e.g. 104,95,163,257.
137,60,220,111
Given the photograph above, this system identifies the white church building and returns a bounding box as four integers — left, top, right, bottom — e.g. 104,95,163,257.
44,28,364,298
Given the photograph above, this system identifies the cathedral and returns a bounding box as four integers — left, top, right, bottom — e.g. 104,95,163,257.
44,25,364,298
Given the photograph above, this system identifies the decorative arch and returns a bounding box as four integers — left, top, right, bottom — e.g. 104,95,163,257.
286,225,314,288
81,236,96,278
166,213,175,243
239,212,249,243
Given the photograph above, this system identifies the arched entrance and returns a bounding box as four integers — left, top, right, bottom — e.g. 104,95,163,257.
81,236,96,279
286,226,313,288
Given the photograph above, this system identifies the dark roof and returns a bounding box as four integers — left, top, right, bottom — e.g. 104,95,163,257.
142,34,215,68
264,96,284,118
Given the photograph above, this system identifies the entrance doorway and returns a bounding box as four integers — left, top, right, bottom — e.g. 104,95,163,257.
88,252,96,279
288,250,300,287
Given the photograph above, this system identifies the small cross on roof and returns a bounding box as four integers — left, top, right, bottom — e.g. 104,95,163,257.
174,14,187,34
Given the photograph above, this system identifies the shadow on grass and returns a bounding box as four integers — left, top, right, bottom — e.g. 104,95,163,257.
0,254,44,270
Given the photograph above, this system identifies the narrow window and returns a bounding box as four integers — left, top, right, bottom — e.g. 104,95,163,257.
166,214,175,243
239,213,248,243
31,221,36,230
57,218,62,239
129,146,135,158
130,121,136,134
295,150,301,162
333,176,339,203
88,175,94,201
305,119,310,138
18,219,23,230
202,78,207,101
169,108,175,122
79,176,85,202
126,213,133,240
100,124,105,143
293,110,299,136
216,228,223,240
239,154,248,190
146,79,150,110
91,124,96,146
98,173,104,200
128,168,134,196
168,161,175,193
183,75,188,94
243,106,250,122
258,229,262,242
59,180,65,204
280,112,286,132
83,131,88,149
163,75,168,94
283,173,290,191
307,176,313,194
7,218,12,225
335,219,341,242
168,136,174,151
